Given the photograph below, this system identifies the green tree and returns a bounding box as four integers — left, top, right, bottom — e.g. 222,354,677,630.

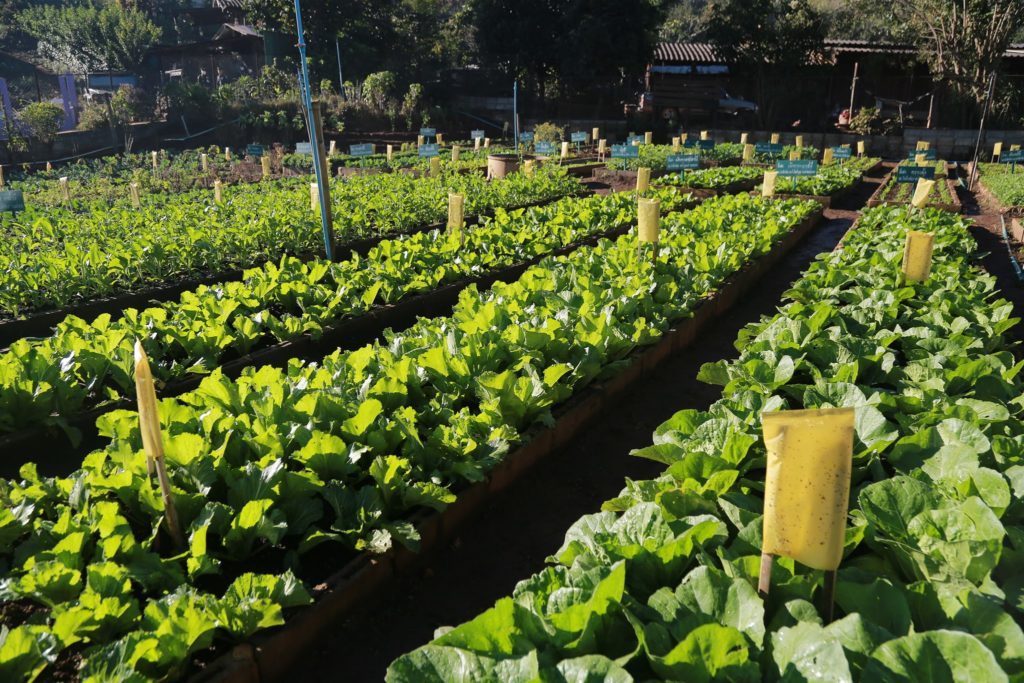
705,0,825,125
471,0,562,99
659,0,710,41
18,0,162,72
18,101,63,147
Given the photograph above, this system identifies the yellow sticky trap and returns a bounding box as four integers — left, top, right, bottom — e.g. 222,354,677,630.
637,198,659,243
700,130,709,140
201,153,209,172
856,140,865,156
994,142,1003,158
795,135,804,148
671,137,680,152
592,127,600,141
789,150,800,161
474,137,481,150
436,133,444,145
447,193,465,231
484,138,491,148
213,180,223,204
152,151,158,171
59,177,69,201
762,408,854,572
387,144,394,161
915,153,927,166
902,229,935,282
644,131,652,145
762,171,777,198
598,139,607,154
224,147,232,161
770,133,780,144
822,148,834,164
523,159,535,176
740,132,749,144
417,135,425,146
743,144,754,162
430,157,441,177
261,156,271,178
636,167,651,192
561,141,570,159
310,183,319,211
452,145,460,162
1012,144,1021,151
910,179,935,209
329,140,336,155
130,182,141,208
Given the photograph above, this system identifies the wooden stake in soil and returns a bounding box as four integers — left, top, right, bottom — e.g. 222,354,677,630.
762,171,778,198
644,131,653,145
387,144,394,162
130,182,141,208
857,140,865,157
560,141,569,161
740,132,749,144
261,156,272,178
430,157,441,178
151,151,159,172
759,407,855,624
311,182,320,211
201,153,209,173
134,341,186,551
0,165,5,188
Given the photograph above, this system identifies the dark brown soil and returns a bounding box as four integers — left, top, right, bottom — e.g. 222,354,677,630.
294,171,884,683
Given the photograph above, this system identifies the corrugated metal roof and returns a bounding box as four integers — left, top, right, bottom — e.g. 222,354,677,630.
823,39,915,55
654,43,722,64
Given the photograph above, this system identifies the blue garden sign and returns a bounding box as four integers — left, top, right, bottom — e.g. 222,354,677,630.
295,142,313,155
696,139,715,151
534,141,555,155
611,144,639,158
246,144,265,157
832,146,853,160
419,127,436,137
0,189,25,213
520,132,534,142
666,154,700,171
349,143,374,157
775,160,819,177
570,131,588,143
755,142,784,155
471,130,485,140
418,143,440,157
895,165,936,182
905,149,937,161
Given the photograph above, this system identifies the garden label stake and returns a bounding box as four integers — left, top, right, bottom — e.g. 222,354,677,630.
448,192,465,246
224,147,232,161
134,341,186,551
636,167,651,192
771,132,780,144
59,177,69,204
743,144,754,162
130,182,140,208
759,407,855,623
310,182,319,211
214,179,223,204
637,197,659,260
740,132,749,144
644,131,652,145
762,171,777,198
452,145,460,162
902,230,934,282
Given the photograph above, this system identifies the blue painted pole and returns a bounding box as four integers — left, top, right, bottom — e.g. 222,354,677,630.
293,0,334,261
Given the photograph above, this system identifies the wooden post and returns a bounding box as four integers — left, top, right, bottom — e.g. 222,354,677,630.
452,144,460,162
225,146,232,161
0,165,4,188
386,144,394,162
134,341,185,551
310,182,319,211
822,569,837,623
151,151,158,172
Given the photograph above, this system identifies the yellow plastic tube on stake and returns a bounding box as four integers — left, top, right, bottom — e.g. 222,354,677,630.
561,141,570,160
329,140,336,155
224,147,232,161
902,229,934,282
152,151,159,172
911,179,935,209
484,137,491,148
636,167,651,192
644,131,653,145
134,341,186,550
762,171,778,198
795,135,804,148
59,177,70,203
770,132,780,144
740,132,749,144
700,130,709,140
743,144,754,162
448,192,465,243
592,127,600,142
387,144,394,162
417,135,425,146
452,145,461,162
681,133,688,145
671,137,680,152
822,148,834,164
201,153,209,173
311,182,319,211
261,156,271,178
430,157,441,177
130,182,141,208
856,140,865,156
598,139,607,155
1012,144,1021,151
436,133,444,145
637,198,659,243
994,142,1003,159
917,140,929,150
915,153,927,166
789,150,800,161
761,407,855,573
523,159,536,176
474,137,481,150
214,180,223,204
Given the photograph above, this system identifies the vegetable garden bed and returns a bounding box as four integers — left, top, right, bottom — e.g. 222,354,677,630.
190,203,824,683
0,189,700,476
0,195,821,682
866,162,961,213
385,205,1023,683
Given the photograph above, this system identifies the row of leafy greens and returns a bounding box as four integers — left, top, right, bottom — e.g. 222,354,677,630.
0,167,580,318
387,205,1024,683
0,193,818,681
0,187,695,438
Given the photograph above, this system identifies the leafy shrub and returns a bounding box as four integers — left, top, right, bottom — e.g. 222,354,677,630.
18,102,64,144
533,121,563,143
